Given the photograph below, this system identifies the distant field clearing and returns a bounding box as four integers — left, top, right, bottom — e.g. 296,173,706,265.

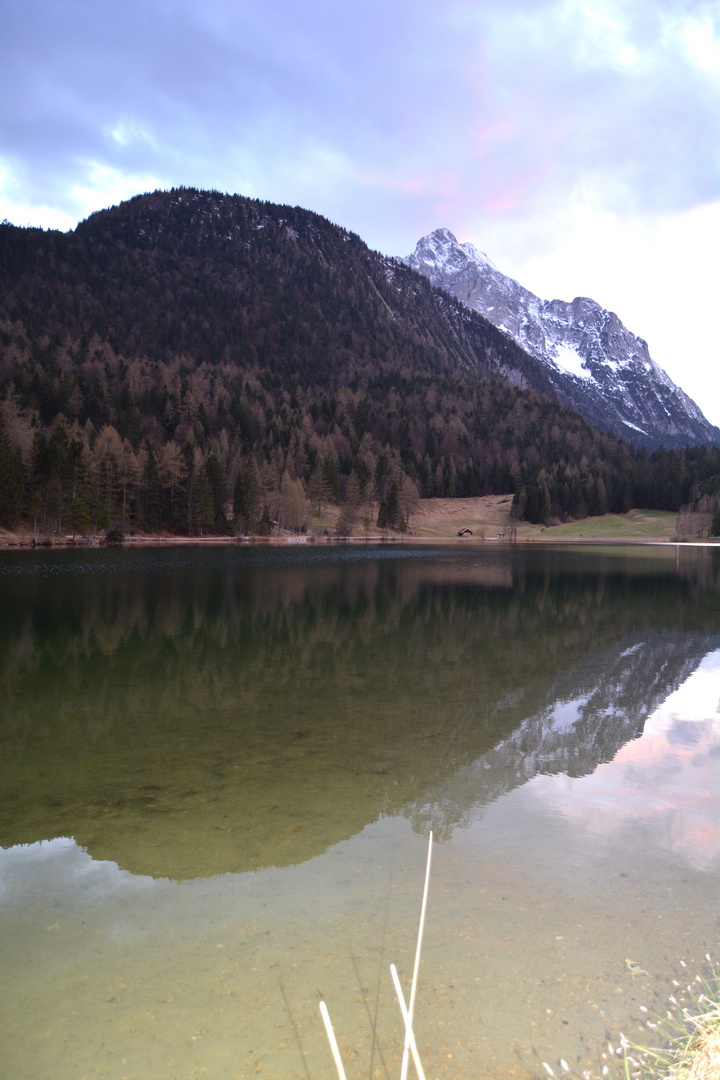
410,498,679,540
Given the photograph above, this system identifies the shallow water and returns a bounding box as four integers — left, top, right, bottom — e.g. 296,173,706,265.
0,543,718,1080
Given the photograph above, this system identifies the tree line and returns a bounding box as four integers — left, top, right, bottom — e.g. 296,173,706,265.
1,189,719,536
2,360,720,538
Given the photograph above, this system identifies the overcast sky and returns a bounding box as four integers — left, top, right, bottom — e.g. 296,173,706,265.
2,0,719,424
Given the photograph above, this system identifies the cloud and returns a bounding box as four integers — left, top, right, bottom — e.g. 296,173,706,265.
3,0,717,236
1,0,718,416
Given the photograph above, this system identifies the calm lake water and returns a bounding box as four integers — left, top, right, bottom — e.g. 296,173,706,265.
1,543,718,1080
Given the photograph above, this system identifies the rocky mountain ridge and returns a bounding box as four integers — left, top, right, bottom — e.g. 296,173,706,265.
404,228,719,448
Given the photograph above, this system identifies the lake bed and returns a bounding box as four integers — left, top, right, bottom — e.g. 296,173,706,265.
1,544,718,1080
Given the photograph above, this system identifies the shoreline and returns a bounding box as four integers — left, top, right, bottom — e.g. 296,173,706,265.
2,495,716,550
1,530,718,550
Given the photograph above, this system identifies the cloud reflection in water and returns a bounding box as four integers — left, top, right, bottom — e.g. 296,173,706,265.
519,649,720,873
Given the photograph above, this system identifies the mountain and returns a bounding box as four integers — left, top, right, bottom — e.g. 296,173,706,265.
0,193,548,399
1,189,720,534
404,228,719,449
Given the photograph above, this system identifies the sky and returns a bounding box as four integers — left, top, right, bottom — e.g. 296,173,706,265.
2,0,719,424
523,646,720,873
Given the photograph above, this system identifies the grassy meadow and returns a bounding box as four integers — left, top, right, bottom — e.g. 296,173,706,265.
317,497,686,543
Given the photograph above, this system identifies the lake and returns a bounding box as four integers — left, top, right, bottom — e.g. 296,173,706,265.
1,542,718,1080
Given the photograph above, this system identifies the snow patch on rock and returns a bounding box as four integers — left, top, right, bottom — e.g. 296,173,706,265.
403,228,719,448
552,344,592,381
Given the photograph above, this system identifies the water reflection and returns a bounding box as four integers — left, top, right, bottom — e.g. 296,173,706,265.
517,648,720,873
0,645,718,1080
1,545,719,1080
405,633,719,841
1,544,719,878
4,647,717,887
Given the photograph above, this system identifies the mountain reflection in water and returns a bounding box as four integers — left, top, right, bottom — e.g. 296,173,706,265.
405,631,718,841
0,543,719,879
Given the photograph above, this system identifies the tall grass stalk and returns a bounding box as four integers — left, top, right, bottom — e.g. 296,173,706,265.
400,830,433,1080
318,832,433,1080
390,963,427,1080
318,1000,348,1080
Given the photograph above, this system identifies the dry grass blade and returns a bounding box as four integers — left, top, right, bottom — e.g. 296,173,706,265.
400,830,433,1080
318,833,434,1080
634,965,720,1080
546,959,718,1080
656,996,719,1080
318,1000,348,1080
390,963,426,1080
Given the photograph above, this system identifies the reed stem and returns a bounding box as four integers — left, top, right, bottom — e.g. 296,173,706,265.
319,1000,348,1080
390,963,426,1080
400,830,433,1080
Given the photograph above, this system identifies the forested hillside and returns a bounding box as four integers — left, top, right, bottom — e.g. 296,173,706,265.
1,188,718,536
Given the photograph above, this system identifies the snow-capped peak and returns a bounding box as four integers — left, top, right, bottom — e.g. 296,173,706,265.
411,228,498,275
403,229,719,448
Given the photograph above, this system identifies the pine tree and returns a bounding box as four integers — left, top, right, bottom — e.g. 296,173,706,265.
0,410,23,523
307,463,331,515
67,494,92,540
140,444,163,532
711,500,720,538
233,456,261,534
194,471,214,535
203,452,229,532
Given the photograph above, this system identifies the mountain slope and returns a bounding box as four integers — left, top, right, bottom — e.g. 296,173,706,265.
1,189,720,534
404,228,719,449
0,192,548,397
